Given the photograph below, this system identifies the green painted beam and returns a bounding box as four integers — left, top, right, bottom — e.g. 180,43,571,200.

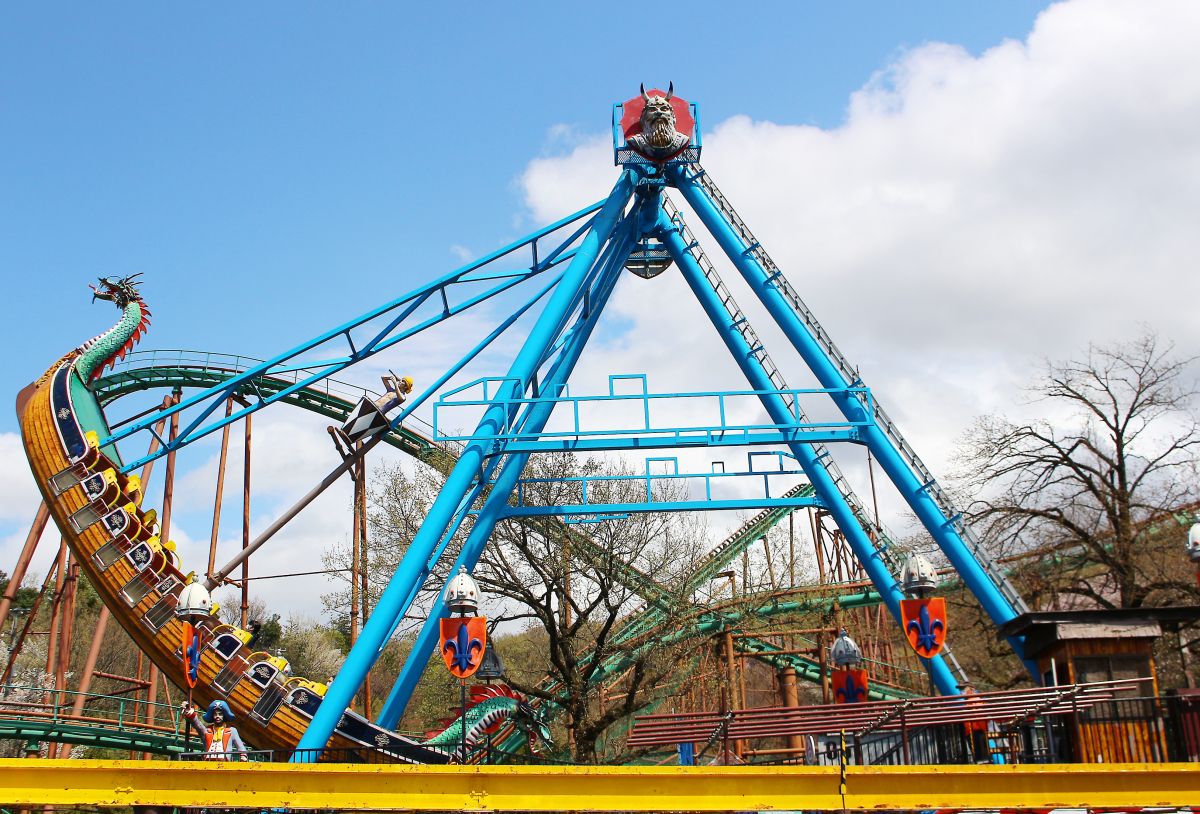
0,719,188,755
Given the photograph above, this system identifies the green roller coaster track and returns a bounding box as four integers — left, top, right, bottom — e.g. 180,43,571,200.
0,686,190,755
4,349,912,758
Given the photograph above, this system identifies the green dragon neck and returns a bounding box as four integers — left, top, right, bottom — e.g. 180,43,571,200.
75,299,146,383
423,695,520,748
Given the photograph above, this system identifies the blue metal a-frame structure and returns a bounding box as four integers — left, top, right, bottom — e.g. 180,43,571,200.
98,93,1031,758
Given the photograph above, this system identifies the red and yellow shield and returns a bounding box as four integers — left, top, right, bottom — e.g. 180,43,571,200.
900,597,948,659
831,668,869,704
440,616,488,679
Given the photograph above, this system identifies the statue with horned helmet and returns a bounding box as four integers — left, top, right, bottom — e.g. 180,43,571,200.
627,82,691,162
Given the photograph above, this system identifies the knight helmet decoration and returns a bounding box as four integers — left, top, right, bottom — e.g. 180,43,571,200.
829,629,869,704
899,552,948,659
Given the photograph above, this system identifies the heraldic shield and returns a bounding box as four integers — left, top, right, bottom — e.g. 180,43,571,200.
440,616,488,679
832,668,869,704
901,597,947,659
181,620,201,689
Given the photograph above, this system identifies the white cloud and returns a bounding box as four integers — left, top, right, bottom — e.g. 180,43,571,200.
4,0,1199,630
0,433,43,524
517,0,1200,537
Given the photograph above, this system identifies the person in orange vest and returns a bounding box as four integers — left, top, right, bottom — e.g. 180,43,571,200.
182,700,248,761
959,683,991,763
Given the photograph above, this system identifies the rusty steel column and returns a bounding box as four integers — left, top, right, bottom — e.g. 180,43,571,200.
142,663,159,761
48,557,78,760
241,411,252,628
779,667,803,754
810,510,827,584
722,631,742,759
129,651,144,761
0,502,49,637
41,541,68,759
817,631,829,704
158,391,182,543
350,452,361,645
71,607,110,712
357,443,371,717
788,512,796,588
63,606,108,759
43,541,68,687
207,398,235,581
762,535,776,589
54,559,78,695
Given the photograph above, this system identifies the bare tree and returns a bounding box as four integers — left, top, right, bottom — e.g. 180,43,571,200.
955,331,1199,609
324,452,709,762
322,462,450,634
477,453,708,763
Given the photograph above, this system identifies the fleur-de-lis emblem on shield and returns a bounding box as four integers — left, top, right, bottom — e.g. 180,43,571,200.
440,617,487,679
901,597,947,658
832,668,868,704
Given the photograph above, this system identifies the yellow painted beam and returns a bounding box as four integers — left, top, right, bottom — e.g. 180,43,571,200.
0,759,1197,810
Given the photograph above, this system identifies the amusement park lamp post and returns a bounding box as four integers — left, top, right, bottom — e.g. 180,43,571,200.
900,552,948,695
176,577,212,751
439,566,488,763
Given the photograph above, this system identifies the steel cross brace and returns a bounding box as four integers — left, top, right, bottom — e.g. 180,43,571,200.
102,200,605,473
493,495,824,518
291,172,640,752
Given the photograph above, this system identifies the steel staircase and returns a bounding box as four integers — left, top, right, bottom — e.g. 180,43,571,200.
681,170,1028,615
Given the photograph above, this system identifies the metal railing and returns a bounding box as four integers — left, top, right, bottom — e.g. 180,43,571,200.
0,684,190,745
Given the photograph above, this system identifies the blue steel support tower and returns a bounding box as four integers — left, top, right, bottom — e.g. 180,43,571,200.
90,89,1029,757
293,172,639,756
288,90,1031,755
654,206,963,695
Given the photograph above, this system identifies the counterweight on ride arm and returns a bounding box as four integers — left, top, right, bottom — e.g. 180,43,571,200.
335,372,415,447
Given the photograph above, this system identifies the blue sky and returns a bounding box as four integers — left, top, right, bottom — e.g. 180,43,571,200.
5,1,1197,620
1,1,1051,421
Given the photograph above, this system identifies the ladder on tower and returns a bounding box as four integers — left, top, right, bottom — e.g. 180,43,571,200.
663,195,972,686
681,171,1029,616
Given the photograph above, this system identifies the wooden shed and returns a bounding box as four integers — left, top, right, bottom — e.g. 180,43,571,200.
999,607,1200,762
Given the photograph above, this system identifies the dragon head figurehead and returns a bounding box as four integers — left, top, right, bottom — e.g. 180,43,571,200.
89,273,145,308
513,698,553,751
77,273,152,382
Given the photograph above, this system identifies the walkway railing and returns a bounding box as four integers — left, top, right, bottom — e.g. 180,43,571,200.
0,684,190,751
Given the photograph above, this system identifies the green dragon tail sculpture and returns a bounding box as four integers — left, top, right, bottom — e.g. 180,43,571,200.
423,684,552,760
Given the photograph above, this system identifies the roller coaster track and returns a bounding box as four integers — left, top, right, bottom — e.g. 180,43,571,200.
0,686,190,755
95,349,447,462
89,349,922,763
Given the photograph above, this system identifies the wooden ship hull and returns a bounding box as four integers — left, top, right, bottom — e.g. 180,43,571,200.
17,355,450,764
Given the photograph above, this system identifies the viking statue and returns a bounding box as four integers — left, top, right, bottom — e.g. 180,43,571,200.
628,82,690,161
